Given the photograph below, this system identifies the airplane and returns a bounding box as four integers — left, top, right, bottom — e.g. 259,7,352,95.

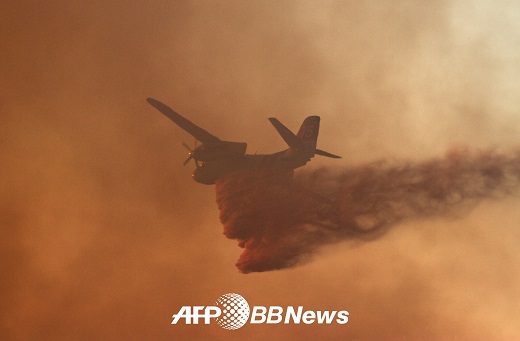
146,98,341,185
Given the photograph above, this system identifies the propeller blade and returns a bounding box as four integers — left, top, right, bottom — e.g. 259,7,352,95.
183,155,193,166
181,138,200,167
182,142,192,151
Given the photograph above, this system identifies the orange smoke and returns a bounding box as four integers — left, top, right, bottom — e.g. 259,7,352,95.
216,148,520,273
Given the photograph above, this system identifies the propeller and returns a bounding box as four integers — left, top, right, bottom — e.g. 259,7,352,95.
182,139,200,167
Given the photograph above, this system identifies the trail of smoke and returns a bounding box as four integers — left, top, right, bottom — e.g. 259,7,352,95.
215,148,520,273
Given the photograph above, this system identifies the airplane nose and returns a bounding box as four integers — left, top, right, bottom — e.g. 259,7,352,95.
192,166,214,184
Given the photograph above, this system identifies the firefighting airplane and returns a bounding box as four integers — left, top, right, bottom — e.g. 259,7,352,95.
147,98,341,184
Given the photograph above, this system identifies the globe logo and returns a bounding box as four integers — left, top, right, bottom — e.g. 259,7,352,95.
214,293,250,330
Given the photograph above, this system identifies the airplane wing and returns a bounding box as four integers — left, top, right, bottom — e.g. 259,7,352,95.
147,98,221,145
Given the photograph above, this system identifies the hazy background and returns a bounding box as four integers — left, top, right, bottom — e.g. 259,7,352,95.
1,0,520,339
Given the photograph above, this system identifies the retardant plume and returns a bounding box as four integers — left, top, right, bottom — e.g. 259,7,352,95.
216,148,520,273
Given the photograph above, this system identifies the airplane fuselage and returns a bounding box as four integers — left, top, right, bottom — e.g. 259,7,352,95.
192,149,313,184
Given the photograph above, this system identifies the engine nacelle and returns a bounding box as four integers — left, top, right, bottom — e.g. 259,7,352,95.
191,141,247,161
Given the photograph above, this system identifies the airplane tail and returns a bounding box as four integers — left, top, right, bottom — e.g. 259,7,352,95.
268,116,341,159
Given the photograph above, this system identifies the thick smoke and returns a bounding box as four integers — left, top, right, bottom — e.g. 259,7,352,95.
217,148,520,273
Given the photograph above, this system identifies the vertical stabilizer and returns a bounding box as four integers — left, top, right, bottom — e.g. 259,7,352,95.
296,116,320,150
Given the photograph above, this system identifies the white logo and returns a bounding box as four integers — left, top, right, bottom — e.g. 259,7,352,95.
171,293,349,330
214,293,250,330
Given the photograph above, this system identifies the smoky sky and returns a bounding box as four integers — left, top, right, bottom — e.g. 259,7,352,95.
2,1,520,340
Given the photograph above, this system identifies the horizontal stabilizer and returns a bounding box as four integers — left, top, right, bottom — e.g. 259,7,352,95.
315,149,341,159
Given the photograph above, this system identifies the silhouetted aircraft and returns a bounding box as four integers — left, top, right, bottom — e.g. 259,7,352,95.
147,98,341,184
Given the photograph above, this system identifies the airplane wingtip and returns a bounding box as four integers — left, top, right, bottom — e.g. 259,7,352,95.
146,97,168,110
